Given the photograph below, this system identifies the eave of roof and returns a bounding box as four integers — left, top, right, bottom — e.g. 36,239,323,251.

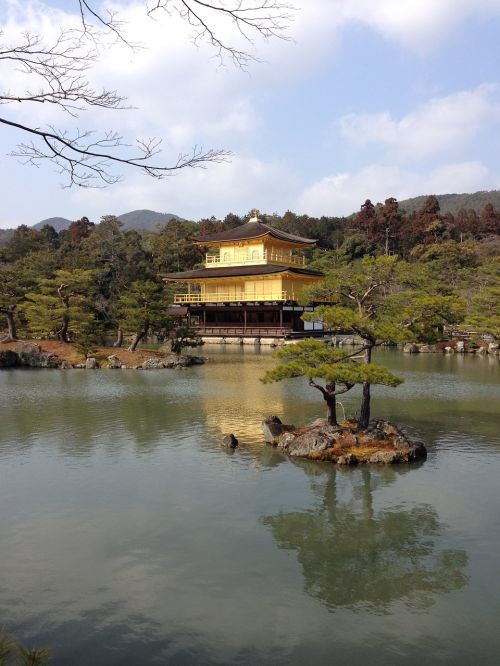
162,264,323,280
194,221,316,245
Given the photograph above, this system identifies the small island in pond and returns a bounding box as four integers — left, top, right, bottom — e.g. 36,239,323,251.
262,416,427,465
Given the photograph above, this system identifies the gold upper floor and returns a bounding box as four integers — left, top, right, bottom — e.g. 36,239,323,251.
204,240,305,268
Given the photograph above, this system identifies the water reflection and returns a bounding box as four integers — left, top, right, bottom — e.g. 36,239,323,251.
1,352,499,665
262,465,468,613
198,351,287,446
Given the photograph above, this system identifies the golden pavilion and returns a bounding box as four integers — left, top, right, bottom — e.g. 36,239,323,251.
163,211,324,339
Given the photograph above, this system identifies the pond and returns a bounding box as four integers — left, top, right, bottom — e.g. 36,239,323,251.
0,349,499,665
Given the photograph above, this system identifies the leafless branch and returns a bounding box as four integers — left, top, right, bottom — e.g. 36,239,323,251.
76,0,133,47
1,0,294,185
1,117,230,187
146,0,295,68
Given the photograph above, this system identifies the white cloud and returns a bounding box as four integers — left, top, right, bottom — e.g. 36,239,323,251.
334,0,500,54
70,156,300,220
340,85,500,162
298,161,492,216
2,1,500,227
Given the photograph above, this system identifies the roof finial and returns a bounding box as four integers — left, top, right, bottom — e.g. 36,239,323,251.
250,208,260,223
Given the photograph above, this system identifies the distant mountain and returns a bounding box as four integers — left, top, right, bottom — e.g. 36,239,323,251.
398,190,500,215
33,217,72,232
116,209,181,231
30,209,182,234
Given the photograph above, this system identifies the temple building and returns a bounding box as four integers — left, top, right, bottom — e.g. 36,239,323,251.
163,211,324,341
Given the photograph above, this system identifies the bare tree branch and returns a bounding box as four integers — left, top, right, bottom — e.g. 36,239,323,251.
146,0,295,68
0,0,294,186
1,117,230,188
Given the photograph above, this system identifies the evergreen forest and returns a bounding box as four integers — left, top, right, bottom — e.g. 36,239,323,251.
1,195,499,348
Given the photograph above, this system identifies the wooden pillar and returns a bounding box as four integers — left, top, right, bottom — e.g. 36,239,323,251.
243,308,247,331
203,309,207,330
279,307,283,331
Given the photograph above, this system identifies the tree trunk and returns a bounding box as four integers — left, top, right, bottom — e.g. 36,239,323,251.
325,394,338,426
359,345,373,429
324,383,338,426
57,284,70,342
58,314,69,343
113,327,123,347
128,322,149,352
1,307,17,342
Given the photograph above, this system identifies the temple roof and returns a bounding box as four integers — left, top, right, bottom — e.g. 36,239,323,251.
163,265,323,280
195,221,317,245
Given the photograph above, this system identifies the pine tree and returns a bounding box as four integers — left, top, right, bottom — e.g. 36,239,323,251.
23,269,95,342
466,286,500,338
302,256,466,428
117,281,170,351
0,265,35,342
168,326,203,355
262,339,402,426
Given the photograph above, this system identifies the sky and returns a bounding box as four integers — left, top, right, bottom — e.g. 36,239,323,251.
1,0,500,228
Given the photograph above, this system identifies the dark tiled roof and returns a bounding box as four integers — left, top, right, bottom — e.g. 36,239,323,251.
195,221,316,245
163,265,323,280
166,306,188,315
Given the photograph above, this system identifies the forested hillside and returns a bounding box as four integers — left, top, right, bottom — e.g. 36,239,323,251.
1,195,498,347
399,190,500,216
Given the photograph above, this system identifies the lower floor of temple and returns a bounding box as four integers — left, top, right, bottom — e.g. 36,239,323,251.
168,303,324,338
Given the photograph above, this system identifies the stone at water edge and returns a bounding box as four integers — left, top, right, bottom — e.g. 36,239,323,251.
16,342,42,355
107,355,122,369
187,356,206,365
141,358,166,369
85,357,98,369
279,426,339,457
261,415,295,444
403,343,419,353
0,350,19,368
15,344,62,368
456,341,465,353
222,434,239,449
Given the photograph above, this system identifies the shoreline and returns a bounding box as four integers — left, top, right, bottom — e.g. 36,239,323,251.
0,341,205,370
1,336,498,370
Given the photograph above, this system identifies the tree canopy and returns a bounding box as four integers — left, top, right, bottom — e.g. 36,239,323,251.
262,338,402,426
0,195,497,352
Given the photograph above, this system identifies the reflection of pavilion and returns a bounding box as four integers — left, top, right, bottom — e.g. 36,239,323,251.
262,466,468,612
200,353,287,447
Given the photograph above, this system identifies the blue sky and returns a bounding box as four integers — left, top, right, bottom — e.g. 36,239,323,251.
1,0,500,228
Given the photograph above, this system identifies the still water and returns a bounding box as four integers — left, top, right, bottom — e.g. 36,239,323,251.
0,349,499,665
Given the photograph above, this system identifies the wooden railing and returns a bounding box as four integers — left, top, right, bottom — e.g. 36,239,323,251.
174,291,293,304
205,251,305,268
196,326,292,336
